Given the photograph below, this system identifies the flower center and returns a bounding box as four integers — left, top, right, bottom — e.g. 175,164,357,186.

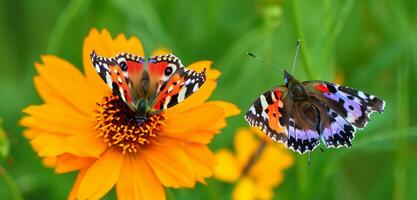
95,94,165,154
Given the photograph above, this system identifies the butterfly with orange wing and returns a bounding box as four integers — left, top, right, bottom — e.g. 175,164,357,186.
91,51,206,124
245,70,385,154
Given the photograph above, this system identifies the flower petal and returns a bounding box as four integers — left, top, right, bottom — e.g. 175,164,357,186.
34,76,56,104
235,128,259,165
143,145,195,188
250,144,292,187
232,177,257,200
20,116,84,136
83,28,145,91
165,80,217,114
55,153,95,174
67,133,107,158
213,149,241,182
22,129,41,140
182,143,216,183
204,101,241,132
42,157,56,167
77,148,124,199
69,169,87,200
116,154,165,200
35,55,97,116
22,104,92,135
31,133,88,157
207,101,241,117
163,103,224,134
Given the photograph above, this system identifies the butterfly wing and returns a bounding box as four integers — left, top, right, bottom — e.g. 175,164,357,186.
245,87,289,143
90,51,145,110
304,81,385,148
281,99,322,154
147,54,185,98
148,54,206,110
246,86,322,154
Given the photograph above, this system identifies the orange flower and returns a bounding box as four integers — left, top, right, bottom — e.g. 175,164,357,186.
214,128,293,200
20,28,240,200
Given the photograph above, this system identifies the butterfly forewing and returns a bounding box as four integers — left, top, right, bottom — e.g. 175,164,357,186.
245,87,289,143
152,68,206,110
148,54,184,96
90,51,144,109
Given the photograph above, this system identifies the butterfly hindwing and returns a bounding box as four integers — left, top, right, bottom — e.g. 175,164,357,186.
304,81,385,129
245,87,288,143
152,67,206,110
282,98,321,153
308,97,356,148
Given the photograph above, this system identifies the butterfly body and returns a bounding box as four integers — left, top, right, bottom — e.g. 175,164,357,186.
91,51,206,124
246,70,385,154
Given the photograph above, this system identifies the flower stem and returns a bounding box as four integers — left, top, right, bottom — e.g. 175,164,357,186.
0,165,23,200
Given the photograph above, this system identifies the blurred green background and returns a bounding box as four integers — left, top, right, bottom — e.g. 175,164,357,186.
0,0,416,199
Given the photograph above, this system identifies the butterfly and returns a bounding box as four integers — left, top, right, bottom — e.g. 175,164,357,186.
245,70,385,154
90,51,206,123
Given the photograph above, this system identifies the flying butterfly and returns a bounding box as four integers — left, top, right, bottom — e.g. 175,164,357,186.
90,51,206,124
245,43,385,154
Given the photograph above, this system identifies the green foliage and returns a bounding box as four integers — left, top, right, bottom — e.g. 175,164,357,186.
0,0,416,199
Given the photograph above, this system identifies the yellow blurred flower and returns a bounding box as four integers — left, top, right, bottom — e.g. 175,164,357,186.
20,28,240,200
214,128,293,200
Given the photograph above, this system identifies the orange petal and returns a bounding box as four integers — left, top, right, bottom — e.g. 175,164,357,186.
182,143,216,183
161,129,215,145
42,157,56,167
67,133,107,158
142,145,195,188
83,29,144,91
116,154,165,200
22,104,92,135
203,101,240,132
31,133,89,157
20,116,85,136
69,169,87,200
55,153,95,173
207,101,241,117
165,81,217,114
35,55,97,116
77,148,124,199
234,128,259,165
22,129,41,139
34,76,57,103
213,149,241,182
163,103,224,134
232,177,257,200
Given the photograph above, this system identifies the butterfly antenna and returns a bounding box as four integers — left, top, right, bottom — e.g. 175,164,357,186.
246,52,283,71
291,39,301,73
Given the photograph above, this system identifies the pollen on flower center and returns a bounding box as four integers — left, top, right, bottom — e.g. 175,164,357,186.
95,94,165,154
